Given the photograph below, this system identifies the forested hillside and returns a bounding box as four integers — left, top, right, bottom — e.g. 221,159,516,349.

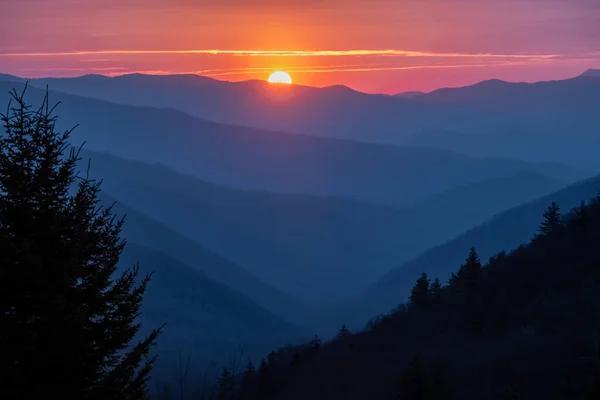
229,193,600,399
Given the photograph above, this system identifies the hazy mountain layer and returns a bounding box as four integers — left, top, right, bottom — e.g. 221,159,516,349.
0,80,583,208
8,73,600,170
83,150,568,305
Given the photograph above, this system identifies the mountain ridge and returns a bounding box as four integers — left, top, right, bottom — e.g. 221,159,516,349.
0,80,583,208
4,70,600,155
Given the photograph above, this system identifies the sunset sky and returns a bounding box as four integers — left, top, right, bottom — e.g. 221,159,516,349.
2,0,600,93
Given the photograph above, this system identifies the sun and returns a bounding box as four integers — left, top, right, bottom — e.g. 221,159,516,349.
268,71,292,84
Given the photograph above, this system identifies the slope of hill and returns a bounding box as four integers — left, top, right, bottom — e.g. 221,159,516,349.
407,76,600,168
406,126,600,170
10,72,600,166
581,69,600,78
361,174,600,320
8,73,463,143
82,150,570,304
404,170,568,240
0,81,584,208
84,151,428,301
98,191,303,321
118,243,302,383
232,188,600,400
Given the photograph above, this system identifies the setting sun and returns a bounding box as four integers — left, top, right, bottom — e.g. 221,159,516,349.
268,71,292,84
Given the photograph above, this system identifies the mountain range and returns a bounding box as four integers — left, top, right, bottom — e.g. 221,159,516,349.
3,69,600,395
88,193,304,382
4,72,600,170
81,149,571,305
0,80,584,208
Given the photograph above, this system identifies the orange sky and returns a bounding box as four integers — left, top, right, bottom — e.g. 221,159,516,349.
2,0,600,93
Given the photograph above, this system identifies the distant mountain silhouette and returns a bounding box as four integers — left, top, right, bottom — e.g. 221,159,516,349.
393,91,425,98
119,242,301,380
80,150,569,310
580,68,600,77
86,194,303,379
6,71,600,160
0,81,583,208
412,76,600,170
97,191,302,321
405,170,568,240
83,150,428,301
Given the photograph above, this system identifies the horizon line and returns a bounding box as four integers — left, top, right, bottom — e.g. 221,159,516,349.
2,66,593,97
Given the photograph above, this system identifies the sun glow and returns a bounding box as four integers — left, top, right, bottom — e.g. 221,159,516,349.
268,71,292,84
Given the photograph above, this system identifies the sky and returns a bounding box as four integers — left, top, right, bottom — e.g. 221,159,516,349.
1,0,600,93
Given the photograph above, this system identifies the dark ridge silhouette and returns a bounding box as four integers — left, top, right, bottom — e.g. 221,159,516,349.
359,173,600,322
231,192,600,400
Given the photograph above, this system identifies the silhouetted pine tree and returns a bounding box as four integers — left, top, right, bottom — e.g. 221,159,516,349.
0,86,161,398
537,201,561,237
257,359,271,400
258,358,268,376
430,277,443,302
311,334,322,350
267,350,277,366
245,361,256,375
449,248,485,331
337,324,351,340
450,247,483,293
218,368,234,400
572,200,590,231
241,362,258,399
409,272,432,310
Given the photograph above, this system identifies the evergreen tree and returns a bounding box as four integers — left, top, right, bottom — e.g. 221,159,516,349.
258,358,268,376
311,334,322,350
267,350,277,366
409,272,432,310
336,324,351,340
0,87,161,398
218,368,234,400
257,359,271,400
241,362,257,399
430,277,442,302
537,201,561,237
449,248,485,331
572,200,589,231
245,361,256,375
450,247,483,291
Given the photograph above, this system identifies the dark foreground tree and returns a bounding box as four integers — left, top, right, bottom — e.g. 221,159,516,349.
409,272,431,310
537,201,562,237
0,86,161,398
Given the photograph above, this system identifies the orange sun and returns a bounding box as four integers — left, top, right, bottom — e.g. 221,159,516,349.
268,71,292,84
